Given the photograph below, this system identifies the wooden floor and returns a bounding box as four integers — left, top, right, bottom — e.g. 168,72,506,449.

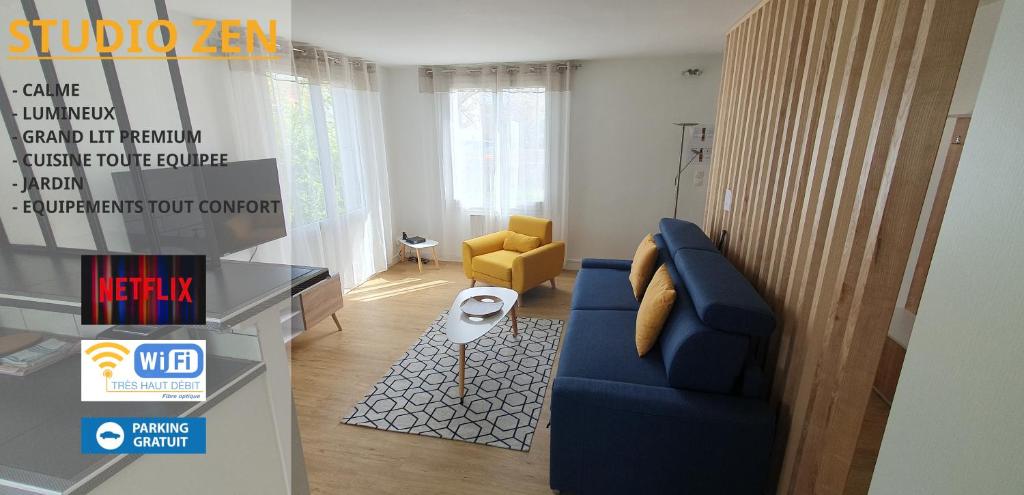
290,261,576,495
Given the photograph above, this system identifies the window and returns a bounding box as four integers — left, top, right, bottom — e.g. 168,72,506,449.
268,73,367,227
323,88,369,216
448,87,546,212
269,73,324,226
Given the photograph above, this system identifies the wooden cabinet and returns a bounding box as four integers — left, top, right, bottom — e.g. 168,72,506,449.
299,274,344,333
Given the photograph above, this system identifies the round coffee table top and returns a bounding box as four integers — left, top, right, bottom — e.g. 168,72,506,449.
399,238,438,249
443,287,518,344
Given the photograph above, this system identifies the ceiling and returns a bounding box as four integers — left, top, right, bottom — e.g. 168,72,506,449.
172,0,759,65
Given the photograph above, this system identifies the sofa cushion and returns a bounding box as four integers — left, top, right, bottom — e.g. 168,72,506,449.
672,249,775,337
628,234,659,300
658,282,751,393
557,310,669,388
659,218,718,255
503,232,542,253
636,265,677,357
509,215,553,244
471,250,519,281
571,267,640,311
740,364,769,399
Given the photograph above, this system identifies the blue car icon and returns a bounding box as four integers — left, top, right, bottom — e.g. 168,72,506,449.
99,431,121,440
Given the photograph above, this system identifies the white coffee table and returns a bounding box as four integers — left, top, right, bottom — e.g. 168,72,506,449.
443,287,519,400
398,238,439,273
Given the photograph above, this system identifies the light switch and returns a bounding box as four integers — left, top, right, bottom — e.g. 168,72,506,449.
724,189,734,212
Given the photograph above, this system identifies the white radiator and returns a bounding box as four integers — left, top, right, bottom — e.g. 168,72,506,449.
469,214,486,238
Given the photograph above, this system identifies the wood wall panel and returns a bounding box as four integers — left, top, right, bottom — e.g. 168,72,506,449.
704,0,978,492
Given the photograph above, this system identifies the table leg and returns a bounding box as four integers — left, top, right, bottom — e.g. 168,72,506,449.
431,246,440,269
415,248,423,272
510,305,519,337
458,344,466,399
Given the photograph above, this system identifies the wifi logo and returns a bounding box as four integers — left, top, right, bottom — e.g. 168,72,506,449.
81,339,207,402
84,341,131,379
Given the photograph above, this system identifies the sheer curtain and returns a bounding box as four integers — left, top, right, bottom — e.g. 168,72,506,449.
224,44,393,290
420,63,572,260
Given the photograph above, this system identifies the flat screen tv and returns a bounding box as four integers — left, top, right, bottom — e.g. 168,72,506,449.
112,158,287,256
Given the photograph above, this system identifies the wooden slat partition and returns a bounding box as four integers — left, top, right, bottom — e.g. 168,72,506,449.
704,0,978,492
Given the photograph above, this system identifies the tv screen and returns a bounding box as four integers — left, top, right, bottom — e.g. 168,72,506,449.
112,159,287,256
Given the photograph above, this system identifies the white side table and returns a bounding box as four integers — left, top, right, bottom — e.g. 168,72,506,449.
398,238,440,272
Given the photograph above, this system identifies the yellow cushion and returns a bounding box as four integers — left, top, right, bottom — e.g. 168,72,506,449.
471,250,519,281
628,234,660,300
503,232,542,253
509,215,553,244
636,265,677,357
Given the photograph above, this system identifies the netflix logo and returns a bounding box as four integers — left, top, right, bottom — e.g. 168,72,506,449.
81,255,205,325
97,277,194,303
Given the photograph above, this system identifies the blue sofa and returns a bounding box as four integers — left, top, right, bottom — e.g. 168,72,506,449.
550,218,777,494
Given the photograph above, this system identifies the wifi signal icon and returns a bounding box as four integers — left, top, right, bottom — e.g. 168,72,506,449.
85,342,131,379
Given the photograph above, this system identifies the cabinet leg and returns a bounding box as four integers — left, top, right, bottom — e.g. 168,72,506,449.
331,313,342,332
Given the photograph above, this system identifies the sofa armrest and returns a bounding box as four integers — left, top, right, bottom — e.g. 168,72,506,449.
461,231,509,278
550,376,775,494
581,258,632,271
512,241,565,293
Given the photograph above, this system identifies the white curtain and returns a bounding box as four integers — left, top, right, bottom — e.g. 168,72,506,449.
224,44,393,290
420,63,572,260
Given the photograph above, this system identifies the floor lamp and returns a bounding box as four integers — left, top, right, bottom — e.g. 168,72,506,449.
673,122,700,219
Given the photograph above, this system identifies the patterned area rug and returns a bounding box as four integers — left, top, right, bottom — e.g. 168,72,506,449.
342,311,563,451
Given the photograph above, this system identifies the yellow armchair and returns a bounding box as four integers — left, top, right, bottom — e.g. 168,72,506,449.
462,215,566,297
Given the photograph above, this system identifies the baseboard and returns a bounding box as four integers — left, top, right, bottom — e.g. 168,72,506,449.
565,259,582,271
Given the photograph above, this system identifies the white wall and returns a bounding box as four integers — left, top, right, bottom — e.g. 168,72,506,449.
380,54,724,265
379,66,441,254
566,55,721,264
868,0,1023,493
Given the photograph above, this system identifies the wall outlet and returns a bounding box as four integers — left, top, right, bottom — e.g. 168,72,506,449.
694,169,705,187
